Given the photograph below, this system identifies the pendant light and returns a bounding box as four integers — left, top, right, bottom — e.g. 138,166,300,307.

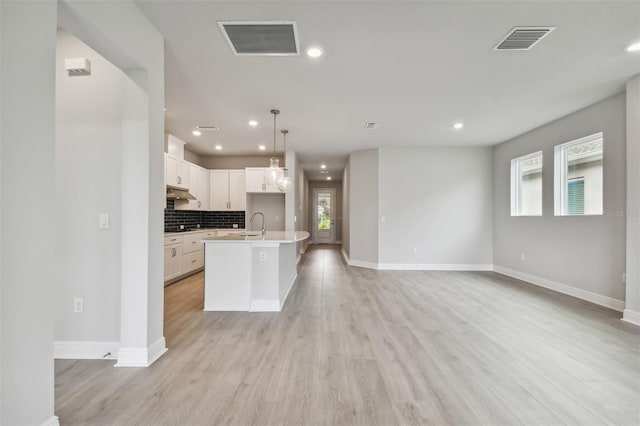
278,129,292,193
265,109,284,186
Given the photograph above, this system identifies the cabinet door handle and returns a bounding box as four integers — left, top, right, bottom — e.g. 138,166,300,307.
172,248,176,257
191,259,197,263
170,238,177,241
177,176,182,184
198,200,201,208
262,183,266,191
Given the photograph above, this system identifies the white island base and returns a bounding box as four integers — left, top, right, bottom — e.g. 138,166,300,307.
202,231,309,312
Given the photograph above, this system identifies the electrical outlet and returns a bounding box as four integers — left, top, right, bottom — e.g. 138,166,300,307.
521,253,526,261
259,251,266,262
411,247,417,255
74,297,84,313
622,273,626,283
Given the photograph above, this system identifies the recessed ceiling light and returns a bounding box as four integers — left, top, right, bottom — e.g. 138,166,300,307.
307,47,323,58
626,41,640,52
258,145,266,151
214,145,222,150
192,129,202,136
320,164,326,169
453,122,464,130
249,120,259,127
326,176,332,181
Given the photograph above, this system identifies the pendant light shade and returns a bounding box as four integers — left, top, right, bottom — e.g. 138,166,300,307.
266,109,284,186
266,157,284,186
278,129,292,192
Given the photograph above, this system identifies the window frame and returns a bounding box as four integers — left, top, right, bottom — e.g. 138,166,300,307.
510,150,543,217
553,132,603,216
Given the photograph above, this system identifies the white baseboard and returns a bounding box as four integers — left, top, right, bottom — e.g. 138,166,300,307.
342,249,492,271
40,416,60,426
250,299,280,312
54,341,119,360
204,304,250,311
378,263,493,271
622,309,640,326
493,265,625,312
115,336,167,367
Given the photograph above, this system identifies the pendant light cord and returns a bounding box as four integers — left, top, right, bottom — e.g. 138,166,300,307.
271,109,279,155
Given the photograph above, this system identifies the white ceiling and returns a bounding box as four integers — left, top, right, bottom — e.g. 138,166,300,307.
134,0,640,181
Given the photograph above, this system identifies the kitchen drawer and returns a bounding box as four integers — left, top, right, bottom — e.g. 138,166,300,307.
164,235,183,245
182,233,203,254
182,250,204,274
200,230,217,239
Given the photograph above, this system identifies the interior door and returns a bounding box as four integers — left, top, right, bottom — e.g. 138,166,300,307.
313,188,336,244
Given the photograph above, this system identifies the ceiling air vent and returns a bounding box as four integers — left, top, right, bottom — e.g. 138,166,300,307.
494,27,555,51
196,126,220,131
364,122,378,129
218,21,299,56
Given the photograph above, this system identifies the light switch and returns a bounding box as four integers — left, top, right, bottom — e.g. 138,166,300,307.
99,213,110,229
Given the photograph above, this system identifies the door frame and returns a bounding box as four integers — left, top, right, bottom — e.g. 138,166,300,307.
312,188,337,244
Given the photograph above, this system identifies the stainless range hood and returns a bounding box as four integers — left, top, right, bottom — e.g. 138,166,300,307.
166,185,196,200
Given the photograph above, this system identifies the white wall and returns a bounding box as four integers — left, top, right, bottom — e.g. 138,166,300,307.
625,75,640,324
58,0,166,366
378,148,493,267
348,150,379,266
1,1,57,424
493,94,626,305
55,30,122,347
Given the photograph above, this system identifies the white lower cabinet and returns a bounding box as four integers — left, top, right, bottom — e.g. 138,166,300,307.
181,250,204,274
165,230,244,284
164,243,183,281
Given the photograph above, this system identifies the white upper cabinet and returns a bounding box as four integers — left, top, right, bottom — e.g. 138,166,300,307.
245,167,281,193
165,153,190,190
175,163,209,211
210,170,229,211
229,170,246,210
210,169,246,211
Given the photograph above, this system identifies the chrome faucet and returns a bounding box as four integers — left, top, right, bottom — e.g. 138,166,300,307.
250,211,266,236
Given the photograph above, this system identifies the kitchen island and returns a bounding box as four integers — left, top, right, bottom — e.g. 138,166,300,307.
202,231,309,312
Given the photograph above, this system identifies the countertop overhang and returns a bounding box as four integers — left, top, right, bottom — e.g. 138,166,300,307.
202,231,310,244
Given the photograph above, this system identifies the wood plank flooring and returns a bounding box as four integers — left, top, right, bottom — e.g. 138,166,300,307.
55,245,640,425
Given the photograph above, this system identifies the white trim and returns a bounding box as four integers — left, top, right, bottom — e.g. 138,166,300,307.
204,304,249,311
54,341,119,360
40,416,60,426
250,299,280,312
378,263,493,271
493,265,625,312
280,273,297,310
114,336,167,367
348,259,379,269
622,309,640,326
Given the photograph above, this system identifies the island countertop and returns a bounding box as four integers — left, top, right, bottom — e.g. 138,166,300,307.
202,231,310,244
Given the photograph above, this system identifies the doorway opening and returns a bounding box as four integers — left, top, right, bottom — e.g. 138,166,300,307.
312,188,337,244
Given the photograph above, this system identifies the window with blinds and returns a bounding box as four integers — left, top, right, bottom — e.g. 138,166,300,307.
554,132,603,216
567,178,585,215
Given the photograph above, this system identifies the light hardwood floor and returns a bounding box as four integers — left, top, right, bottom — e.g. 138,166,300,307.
55,245,640,425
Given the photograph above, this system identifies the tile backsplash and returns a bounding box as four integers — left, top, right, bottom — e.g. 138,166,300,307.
164,199,245,231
